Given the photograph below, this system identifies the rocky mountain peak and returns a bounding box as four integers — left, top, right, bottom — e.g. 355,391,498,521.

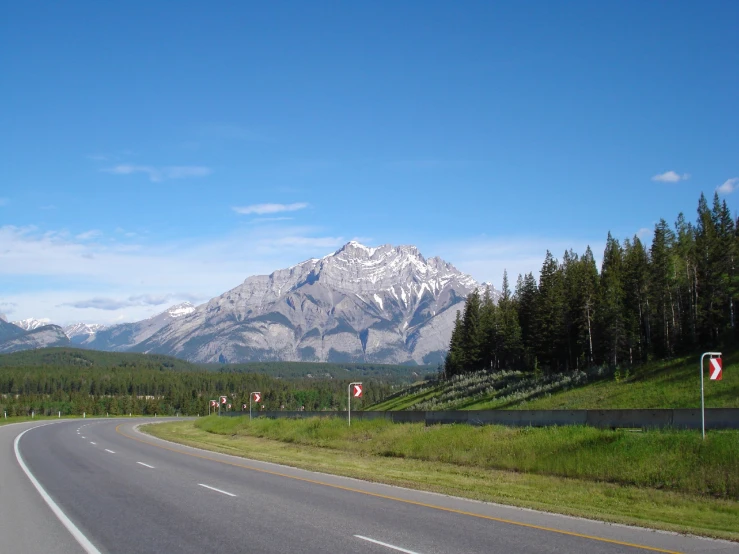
11,318,52,331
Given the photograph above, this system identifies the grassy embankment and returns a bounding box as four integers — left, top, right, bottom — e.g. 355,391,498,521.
370,348,738,411
146,416,739,540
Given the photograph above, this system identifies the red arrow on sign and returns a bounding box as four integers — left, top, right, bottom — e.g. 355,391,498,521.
710,357,723,381
253,392,261,402
242,404,247,410
220,396,228,404
353,384,363,398
210,400,217,407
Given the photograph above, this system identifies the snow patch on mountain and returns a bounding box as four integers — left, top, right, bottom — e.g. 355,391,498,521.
12,318,52,331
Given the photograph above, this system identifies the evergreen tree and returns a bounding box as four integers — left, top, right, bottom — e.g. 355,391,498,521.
533,251,566,371
515,272,538,367
598,233,626,366
460,290,483,371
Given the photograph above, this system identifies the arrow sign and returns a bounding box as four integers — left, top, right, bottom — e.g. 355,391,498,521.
352,384,363,398
220,396,227,405
710,357,723,381
210,400,217,407
252,392,261,402
227,404,232,409
242,404,247,410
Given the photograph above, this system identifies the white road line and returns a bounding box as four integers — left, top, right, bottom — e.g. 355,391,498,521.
90,442,96,445
136,462,155,469
14,427,102,554
198,483,236,497
104,449,115,454
81,436,86,439
354,535,422,554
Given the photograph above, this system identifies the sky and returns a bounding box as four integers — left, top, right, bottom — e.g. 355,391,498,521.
1,1,737,325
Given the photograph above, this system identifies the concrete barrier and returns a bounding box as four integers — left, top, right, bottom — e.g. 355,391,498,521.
223,408,739,430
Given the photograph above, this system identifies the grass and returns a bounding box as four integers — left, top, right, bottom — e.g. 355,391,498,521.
145,416,739,540
370,349,739,411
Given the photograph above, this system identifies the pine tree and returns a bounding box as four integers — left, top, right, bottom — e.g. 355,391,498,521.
444,311,464,378
460,290,483,371
598,233,626,366
622,236,650,363
515,272,538,368
498,271,523,369
533,251,566,372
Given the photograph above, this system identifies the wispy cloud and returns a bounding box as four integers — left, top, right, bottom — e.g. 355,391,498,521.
0,223,345,323
0,198,9,207
62,293,200,311
651,171,690,183
716,177,739,195
233,202,308,215
248,217,294,224
76,230,101,241
104,165,212,182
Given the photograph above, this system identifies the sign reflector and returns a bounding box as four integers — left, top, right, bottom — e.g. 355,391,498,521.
352,384,363,398
710,357,723,381
209,400,217,407
220,396,227,404
252,392,262,402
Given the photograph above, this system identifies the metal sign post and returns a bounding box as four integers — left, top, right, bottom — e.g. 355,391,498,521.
348,382,362,426
250,392,261,420
700,352,722,440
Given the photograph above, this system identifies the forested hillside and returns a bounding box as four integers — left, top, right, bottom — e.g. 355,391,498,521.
446,192,737,377
0,349,394,417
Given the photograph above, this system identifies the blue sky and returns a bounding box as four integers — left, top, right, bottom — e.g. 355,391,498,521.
1,1,737,324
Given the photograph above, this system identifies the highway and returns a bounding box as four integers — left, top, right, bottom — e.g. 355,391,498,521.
2,419,736,554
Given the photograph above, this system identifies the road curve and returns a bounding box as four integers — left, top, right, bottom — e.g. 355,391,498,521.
3,419,736,554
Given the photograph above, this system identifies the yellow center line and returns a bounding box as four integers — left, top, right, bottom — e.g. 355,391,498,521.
115,423,682,554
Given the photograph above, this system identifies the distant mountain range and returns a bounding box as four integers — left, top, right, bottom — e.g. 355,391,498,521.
2,242,495,364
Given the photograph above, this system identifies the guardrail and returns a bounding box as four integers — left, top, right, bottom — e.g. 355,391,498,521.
223,408,739,430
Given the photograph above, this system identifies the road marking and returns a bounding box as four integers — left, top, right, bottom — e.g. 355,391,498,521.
90,442,96,445
198,483,236,497
14,427,102,554
355,535,421,554
137,462,155,469
81,436,86,439
104,449,115,454
117,424,682,554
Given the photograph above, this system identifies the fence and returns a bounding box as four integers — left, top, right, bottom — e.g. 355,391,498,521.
223,408,739,430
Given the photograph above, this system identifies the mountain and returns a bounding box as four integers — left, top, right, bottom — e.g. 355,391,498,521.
0,324,70,354
11,318,52,331
81,302,195,351
63,323,109,346
0,319,26,343
134,242,495,364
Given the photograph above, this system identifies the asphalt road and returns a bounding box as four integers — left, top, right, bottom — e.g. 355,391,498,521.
2,419,737,554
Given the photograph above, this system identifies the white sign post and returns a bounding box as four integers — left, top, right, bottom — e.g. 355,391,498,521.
348,382,363,426
700,352,722,440
250,392,261,420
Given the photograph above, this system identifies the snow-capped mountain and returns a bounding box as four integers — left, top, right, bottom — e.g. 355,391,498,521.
133,242,496,364
80,302,196,351
0,323,70,353
1,244,493,362
11,318,52,331
63,323,109,345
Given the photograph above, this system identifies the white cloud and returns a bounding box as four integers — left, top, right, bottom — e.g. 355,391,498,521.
233,203,309,215
717,177,739,195
652,171,690,183
104,165,211,182
0,224,345,323
76,230,102,241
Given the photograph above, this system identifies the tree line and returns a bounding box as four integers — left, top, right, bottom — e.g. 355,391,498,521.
446,192,738,377
0,365,393,417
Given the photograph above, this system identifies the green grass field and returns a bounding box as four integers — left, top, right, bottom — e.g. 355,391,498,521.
146,417,739,540
370,349,738,411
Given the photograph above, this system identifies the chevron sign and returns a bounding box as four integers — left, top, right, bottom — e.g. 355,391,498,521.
352,384,363,398
710,357,723,381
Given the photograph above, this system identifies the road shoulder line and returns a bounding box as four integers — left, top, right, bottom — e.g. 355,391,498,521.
14,425,102,554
